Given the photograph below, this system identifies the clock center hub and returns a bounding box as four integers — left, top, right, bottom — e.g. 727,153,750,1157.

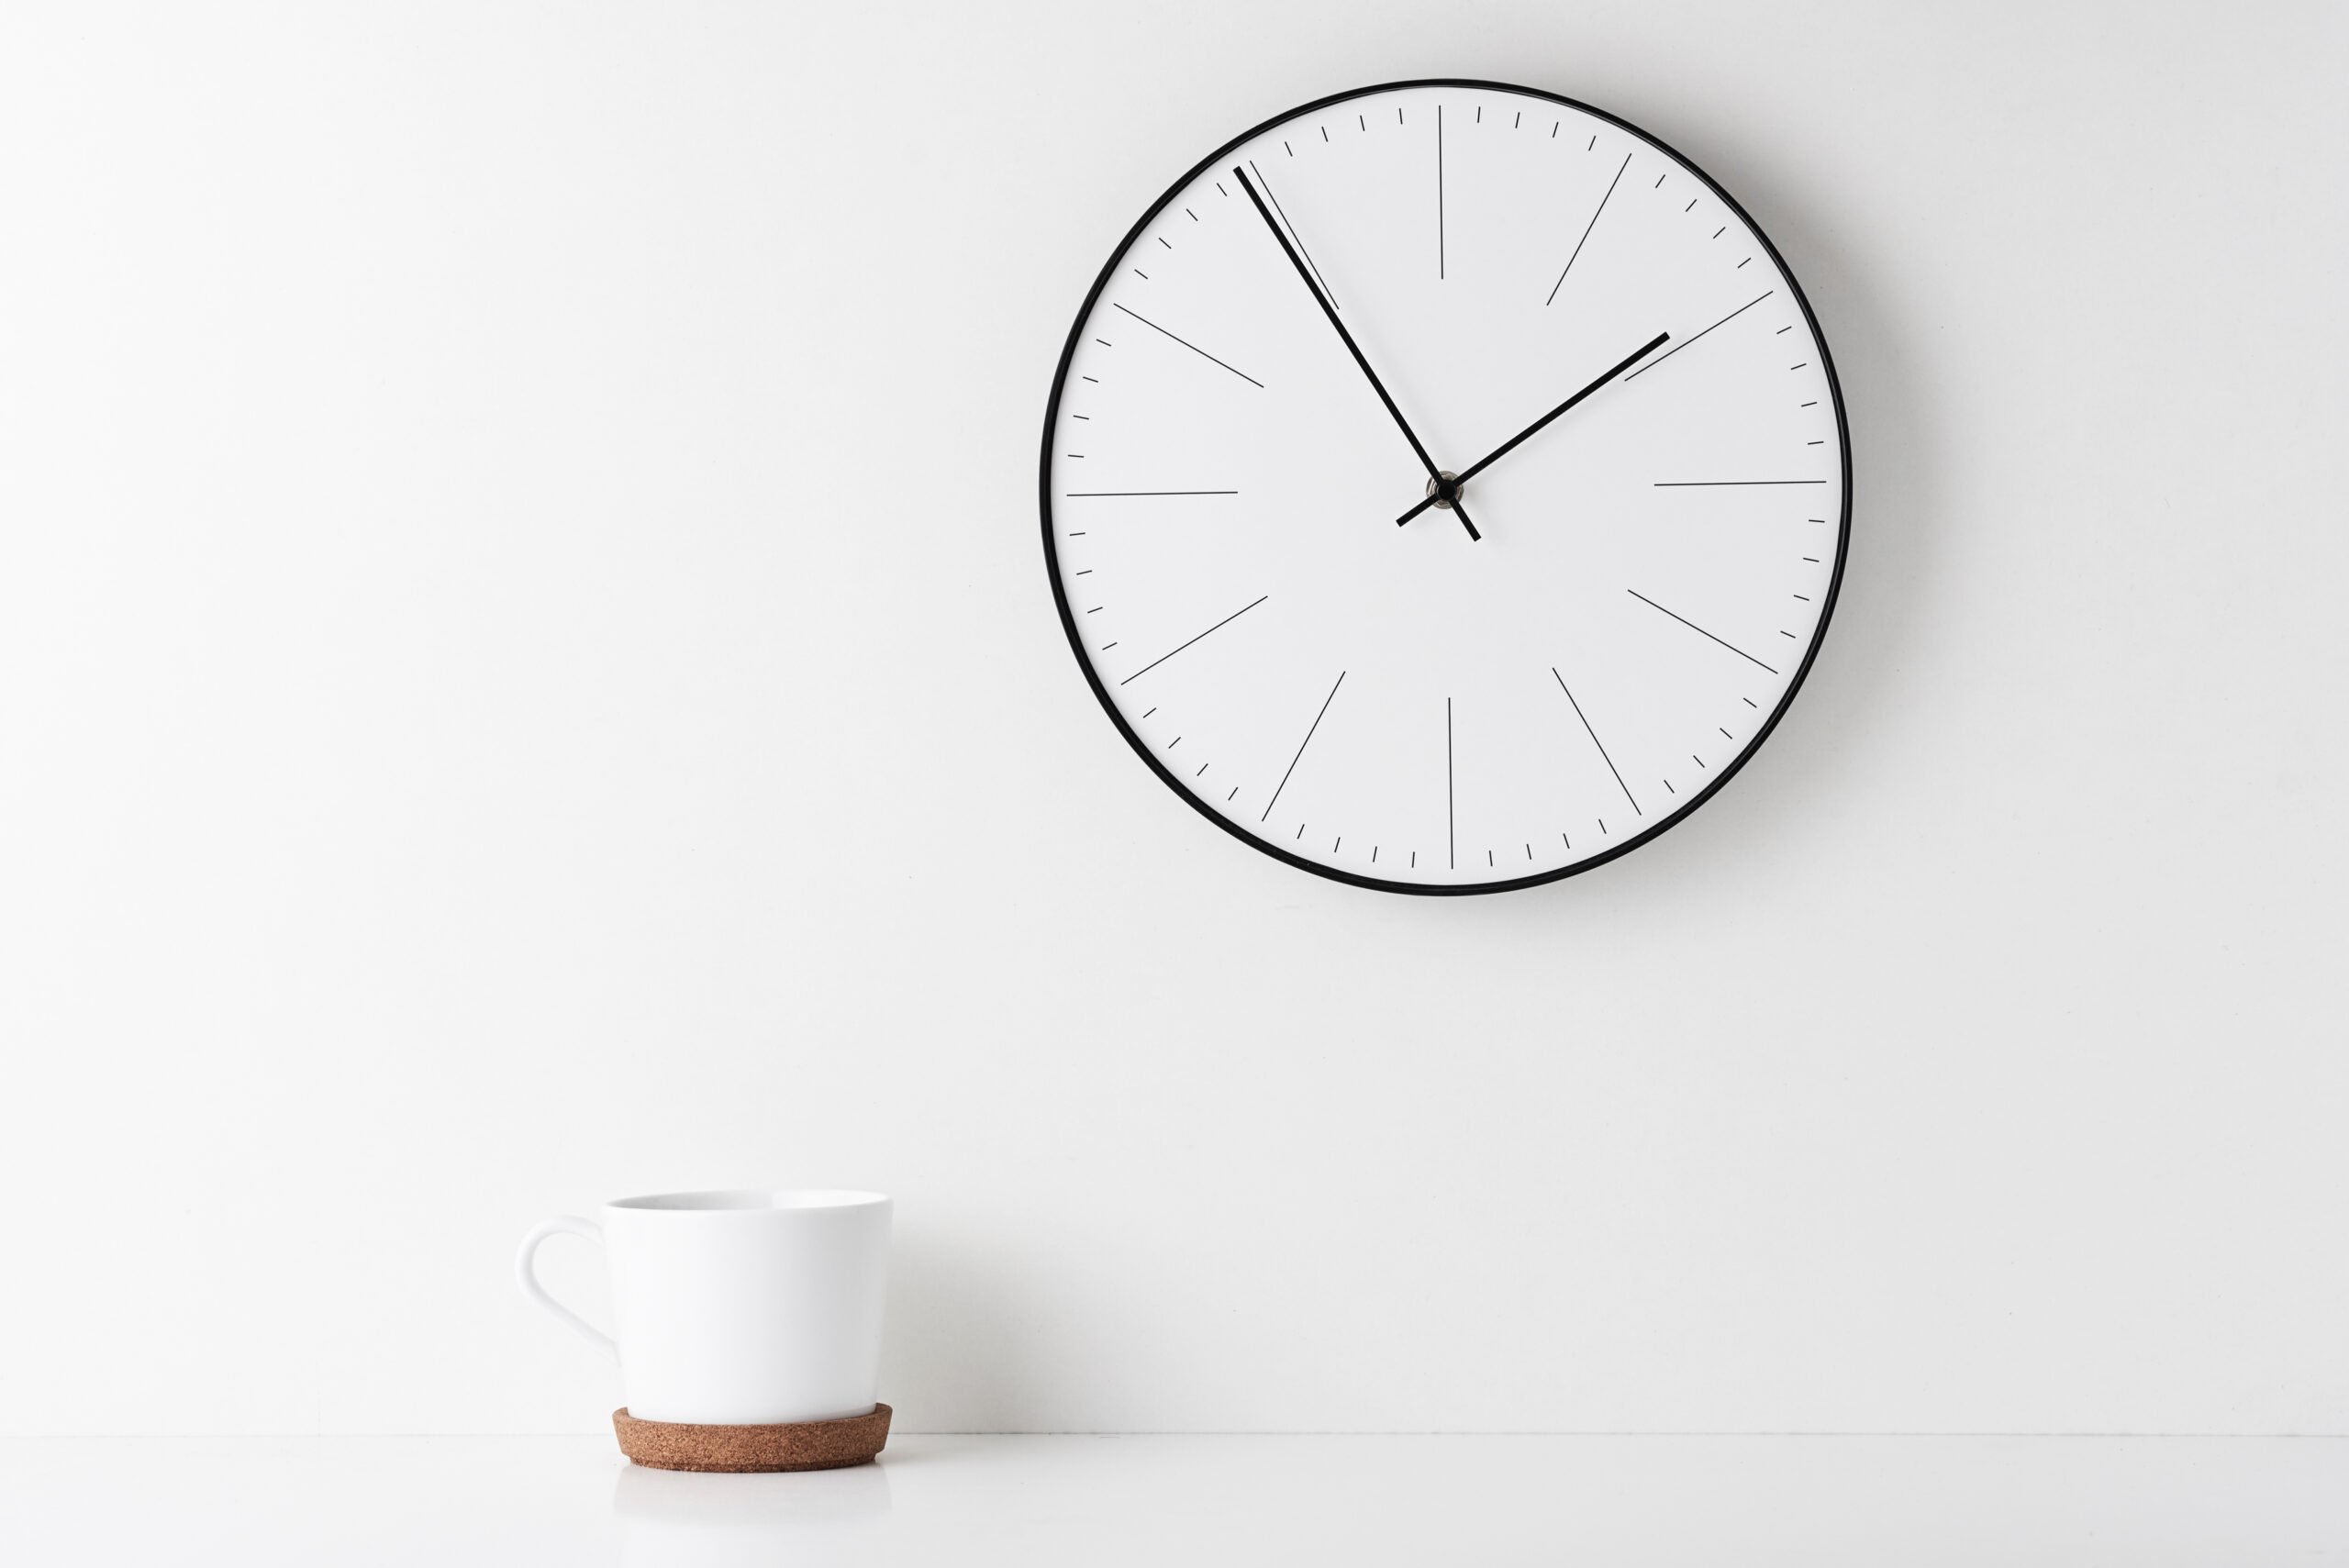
1424,470,1464,510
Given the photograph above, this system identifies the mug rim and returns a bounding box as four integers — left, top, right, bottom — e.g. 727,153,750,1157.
606,1188,890,1213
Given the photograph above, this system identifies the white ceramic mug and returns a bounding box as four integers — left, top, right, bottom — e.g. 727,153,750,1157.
518,1189,891,1426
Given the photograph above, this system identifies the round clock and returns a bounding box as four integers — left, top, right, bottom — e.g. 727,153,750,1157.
1041,80,1849,894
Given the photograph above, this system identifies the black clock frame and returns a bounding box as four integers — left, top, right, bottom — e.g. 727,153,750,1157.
1039,79,1852,895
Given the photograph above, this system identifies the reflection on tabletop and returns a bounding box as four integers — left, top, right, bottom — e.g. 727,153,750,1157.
613,1458,893,1567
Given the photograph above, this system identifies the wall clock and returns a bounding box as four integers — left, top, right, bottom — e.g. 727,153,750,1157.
1041,80,1848,894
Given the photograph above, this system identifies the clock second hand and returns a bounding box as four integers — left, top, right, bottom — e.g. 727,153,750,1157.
1231,164,1481,542
1392,331,1669,528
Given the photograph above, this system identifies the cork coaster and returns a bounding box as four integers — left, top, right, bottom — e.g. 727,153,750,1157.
612,1404,893,1473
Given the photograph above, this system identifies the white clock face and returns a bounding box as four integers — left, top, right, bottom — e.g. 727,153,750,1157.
1043,81,1848,893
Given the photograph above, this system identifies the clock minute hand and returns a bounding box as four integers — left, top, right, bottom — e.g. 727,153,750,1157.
1391,331,1669,528
1231,164,1481,542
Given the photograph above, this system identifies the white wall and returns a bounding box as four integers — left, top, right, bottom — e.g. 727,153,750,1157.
2,0,2343,1437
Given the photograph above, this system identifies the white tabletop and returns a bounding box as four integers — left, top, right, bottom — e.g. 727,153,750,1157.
6,1432,2346,1565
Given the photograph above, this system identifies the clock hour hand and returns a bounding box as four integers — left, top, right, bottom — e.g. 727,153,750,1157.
1232,164,1481,542
1391,331,1668,528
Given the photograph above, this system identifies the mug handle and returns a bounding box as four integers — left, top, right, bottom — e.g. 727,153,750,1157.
516,1215,618,1362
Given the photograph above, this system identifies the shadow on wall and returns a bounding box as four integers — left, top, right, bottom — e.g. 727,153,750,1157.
1530,104,1950,902
615,1458,892,1564
879,1224,1061,1432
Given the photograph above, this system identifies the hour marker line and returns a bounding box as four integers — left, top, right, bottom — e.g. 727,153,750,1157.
1437,106,1447,280
1627,590,1780,674
1654,479,1827,486
1118,595,1268,686
1446,696,1455,870
1553,669,1641,816
1063,490,1239,497
1248,161,1338,308
1233,164,1476,540
1109,303,1264,388
1624,291,1773,380
1261,671,1347,822
1546,151,1631,306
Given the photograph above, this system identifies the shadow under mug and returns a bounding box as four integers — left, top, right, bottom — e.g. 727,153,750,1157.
518,1189,892,1426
